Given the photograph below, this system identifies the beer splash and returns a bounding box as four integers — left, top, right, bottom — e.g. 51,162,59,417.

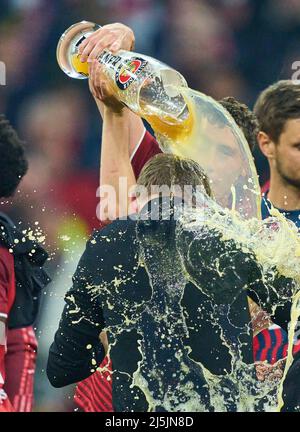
139,87,300,410
79,193,300,412
176,197,300,412
141,86,261,221
66,56,299,410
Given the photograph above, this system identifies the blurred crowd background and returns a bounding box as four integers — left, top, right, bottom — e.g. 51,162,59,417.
1,0,300,412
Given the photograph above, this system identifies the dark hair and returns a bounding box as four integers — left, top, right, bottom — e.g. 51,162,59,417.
253,80,300,143
219,96,259,152
137,153,212,198
0,114,28,198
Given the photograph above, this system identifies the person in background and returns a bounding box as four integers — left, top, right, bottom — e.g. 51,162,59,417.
254,80,300,230
254,80,300,409
0,114,28,411
0,114,50,412
253,81,300,372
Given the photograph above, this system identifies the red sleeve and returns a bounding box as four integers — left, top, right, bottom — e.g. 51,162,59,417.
0,248,15,319
131,131,162,179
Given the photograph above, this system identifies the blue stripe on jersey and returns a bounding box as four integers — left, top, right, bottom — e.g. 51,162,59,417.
255,331,266,361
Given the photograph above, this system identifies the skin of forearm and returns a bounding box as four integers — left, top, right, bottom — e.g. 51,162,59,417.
127,110,145,157
94,98,145,159
99,331,109,354
100,107,137,220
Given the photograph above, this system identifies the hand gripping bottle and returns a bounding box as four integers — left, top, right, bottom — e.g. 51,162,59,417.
57,21,190,130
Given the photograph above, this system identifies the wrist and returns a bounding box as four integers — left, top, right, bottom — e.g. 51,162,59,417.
103,104,129,118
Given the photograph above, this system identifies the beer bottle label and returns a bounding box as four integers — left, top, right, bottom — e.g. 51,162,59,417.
99,52,148,90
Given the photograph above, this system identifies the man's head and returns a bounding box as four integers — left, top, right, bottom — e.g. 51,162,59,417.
0,114,28,198
254,80,300,188
195,96,259,206
136,153,212,210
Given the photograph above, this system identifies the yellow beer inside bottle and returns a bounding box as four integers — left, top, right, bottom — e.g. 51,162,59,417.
142,95,194,143
144,111,194,142
71,54,89,77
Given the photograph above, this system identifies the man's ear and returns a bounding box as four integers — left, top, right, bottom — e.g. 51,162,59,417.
257,131,276,160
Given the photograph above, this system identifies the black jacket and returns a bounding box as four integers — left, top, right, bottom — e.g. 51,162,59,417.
0,212,50,329
47,198,295,411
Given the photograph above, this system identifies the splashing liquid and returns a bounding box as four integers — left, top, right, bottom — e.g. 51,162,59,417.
79,195,300,412
65,44,299,411
176,197,300,411
140,86,261,221
140,87,300,410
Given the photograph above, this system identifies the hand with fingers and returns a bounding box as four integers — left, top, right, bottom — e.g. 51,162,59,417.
78,23,135,64
255,359,285,382
88,60,124,114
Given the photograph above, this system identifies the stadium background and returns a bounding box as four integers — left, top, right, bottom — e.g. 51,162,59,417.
1,0,300,411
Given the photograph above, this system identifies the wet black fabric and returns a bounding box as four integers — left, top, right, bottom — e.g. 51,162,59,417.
282,351,300,412
0,212,51,329
47,198,295,411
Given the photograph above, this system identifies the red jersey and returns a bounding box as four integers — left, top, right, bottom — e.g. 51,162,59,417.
131,130,162,178
0,246,16,411
4,326,38,412
74,356,113,412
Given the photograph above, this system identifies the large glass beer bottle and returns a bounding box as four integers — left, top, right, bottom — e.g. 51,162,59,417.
57,21,189,130
57,21,261,220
